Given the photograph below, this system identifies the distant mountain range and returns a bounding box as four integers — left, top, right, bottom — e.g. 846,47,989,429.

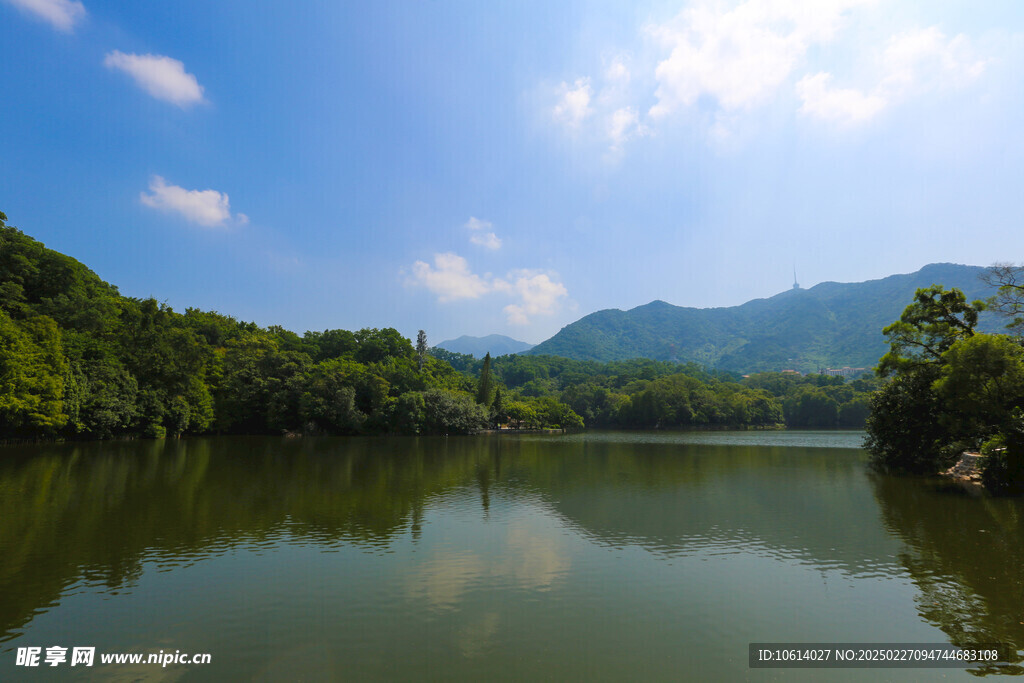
435,334,534,358
527,263,1005,373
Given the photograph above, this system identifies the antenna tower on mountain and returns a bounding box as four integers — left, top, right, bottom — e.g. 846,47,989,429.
793,266,800,290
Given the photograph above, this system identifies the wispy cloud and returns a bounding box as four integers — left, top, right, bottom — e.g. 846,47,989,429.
3,0,85,32
880,26,986,96
140,176,247,228
553,78,592,128
104,51,205,107
407,254,569,325
605,59,630,85
607,107,645,151
465,216,502,250
797,26,986,126
545,0,994,147
796,73,886,125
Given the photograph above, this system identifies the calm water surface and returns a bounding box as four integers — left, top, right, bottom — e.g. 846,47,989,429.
1,431,1023,680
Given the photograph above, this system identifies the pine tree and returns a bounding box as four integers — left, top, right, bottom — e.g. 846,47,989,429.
476,352,493,407
416,330,428,371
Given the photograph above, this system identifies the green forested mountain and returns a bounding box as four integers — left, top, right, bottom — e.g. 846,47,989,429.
529,264,1004,373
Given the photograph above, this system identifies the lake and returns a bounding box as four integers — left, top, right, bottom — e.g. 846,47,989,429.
1,431,1022,680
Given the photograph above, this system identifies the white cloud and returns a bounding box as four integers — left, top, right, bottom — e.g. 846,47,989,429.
465,216,502,250
605,59,630,84
409,253,491,302
4,0,85,32
553,78,593,127
407,254,569,325
498,270,569,326
553,64,648,153
104,51,205,107
796,72,886,125
140,176,244,228
796,26,986,127
607,107,646,149
543,1,998,146
648,0,873,119
881,26,986,96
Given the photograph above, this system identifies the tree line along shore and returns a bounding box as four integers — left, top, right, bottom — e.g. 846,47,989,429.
0,211,876,441
4,210,1024,493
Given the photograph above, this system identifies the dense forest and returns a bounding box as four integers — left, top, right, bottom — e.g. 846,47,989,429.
1,212,876,441
432,348,876,430
865,280,1024,492
0,212,504,438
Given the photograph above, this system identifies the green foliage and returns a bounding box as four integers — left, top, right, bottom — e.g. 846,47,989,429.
476,352,493,407
867,284,1024,488
416,330,427,371
303,328,357,362
865,367,952,474
353,327,413,364
0,220,121,333
933,334,1024,438
0,311,68,435
838,394,871,427
783,386,839,427
419,389,488,434
981,263,1024,332
491,387,505,424
72,360,138,438
391,391,426,434
427,346,475,372
504,400,539,429
535,396,584,430
878,285,984,376
981,415,1024,495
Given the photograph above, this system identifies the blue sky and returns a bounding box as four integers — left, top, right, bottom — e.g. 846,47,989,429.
2,0,1023,344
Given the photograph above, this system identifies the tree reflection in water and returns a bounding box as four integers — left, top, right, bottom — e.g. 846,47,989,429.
871,474,1024,675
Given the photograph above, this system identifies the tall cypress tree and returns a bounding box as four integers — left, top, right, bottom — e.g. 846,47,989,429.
416,330,428,371
476,352,493,407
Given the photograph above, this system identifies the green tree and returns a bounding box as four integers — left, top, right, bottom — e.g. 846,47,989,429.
933,334,1024,441
838,395,871,427
354,328,413,364
504,400,539,429
476,352,494,407
491,387,505,425
878,285,984,376
416,330,428,371
533,396,584,429
867,286,989,474
981,411,1024,495
865,367,952,474
391,391,427,434
783,386,838,427
981,263,1024,332
71,359,138,438
0,312,68,435
420,388,487,434
303,328,357,361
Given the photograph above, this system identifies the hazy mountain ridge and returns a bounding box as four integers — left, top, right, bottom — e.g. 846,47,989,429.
435,334,534,358
529,263,1004,373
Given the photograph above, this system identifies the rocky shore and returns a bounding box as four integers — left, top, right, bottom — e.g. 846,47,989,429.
943,451,986,484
